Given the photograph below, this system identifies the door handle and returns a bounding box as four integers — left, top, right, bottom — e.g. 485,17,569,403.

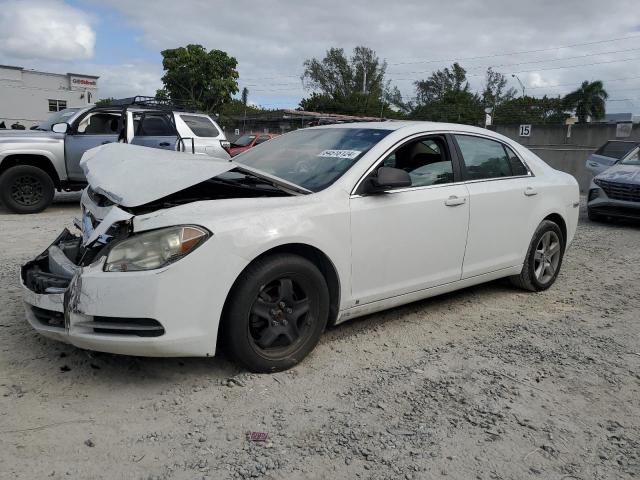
444,195,466,207
159,142,171,147
101,141,112,145
589,161,599,167
524,186,538,196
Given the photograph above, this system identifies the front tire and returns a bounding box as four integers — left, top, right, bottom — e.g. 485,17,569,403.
222,254,329,373
510,220,565,292
0,165,55,214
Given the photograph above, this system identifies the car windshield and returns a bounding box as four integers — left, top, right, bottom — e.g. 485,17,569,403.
233,134,256,147
36,108,82,131
594,141,638,160
234,127,392,192
621,148,640,166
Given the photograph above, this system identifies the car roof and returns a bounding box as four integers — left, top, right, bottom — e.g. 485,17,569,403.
306,120,510,138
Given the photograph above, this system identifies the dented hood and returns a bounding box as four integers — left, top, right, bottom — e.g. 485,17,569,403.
80,143,237,207
596,163,640,184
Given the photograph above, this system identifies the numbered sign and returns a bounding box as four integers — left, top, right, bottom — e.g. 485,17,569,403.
519,125,531,137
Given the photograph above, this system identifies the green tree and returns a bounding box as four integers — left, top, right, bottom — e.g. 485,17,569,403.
411,89,484,125
414,62,469,105
563,80,608,122
241,87,249,106
300,46,404,116
94,97,115,107
159,44,239,112
494,95,568,124
481,68,516,111
411,63,483,125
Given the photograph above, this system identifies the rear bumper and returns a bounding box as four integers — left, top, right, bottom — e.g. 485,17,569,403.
21,228,246,357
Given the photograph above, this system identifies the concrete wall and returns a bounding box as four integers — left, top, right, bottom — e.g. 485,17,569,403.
492,123,640,191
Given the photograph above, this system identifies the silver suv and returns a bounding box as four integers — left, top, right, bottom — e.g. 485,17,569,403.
0,97,230,213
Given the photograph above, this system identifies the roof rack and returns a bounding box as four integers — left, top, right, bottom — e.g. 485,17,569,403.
106,96,201,112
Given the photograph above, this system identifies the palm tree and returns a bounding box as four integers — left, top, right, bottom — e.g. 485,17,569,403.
563,80,608,123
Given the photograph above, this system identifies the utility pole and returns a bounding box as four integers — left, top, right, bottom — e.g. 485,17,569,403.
512,74,525,97
363,69,367,94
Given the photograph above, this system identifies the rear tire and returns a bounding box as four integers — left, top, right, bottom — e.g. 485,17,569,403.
0,165,55,214
510,220,565,292
222,254,329,373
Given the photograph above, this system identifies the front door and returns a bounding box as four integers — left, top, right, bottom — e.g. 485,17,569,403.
65,111,121,181
350,135,470,305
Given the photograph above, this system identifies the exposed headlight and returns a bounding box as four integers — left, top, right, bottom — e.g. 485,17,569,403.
104,226,209,272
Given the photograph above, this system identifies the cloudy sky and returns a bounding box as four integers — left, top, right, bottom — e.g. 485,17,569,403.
1,0,640,113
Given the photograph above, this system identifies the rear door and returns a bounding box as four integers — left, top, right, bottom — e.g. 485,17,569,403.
452,134,540,278
64,110,121,181
129,112,178,151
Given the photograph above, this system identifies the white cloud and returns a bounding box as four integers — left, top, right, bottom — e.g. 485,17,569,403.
0,0,95,61
90,63,163,100
97,0,640,112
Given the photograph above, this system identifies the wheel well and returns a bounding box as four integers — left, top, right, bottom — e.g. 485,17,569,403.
544,213,567,246
260,244,341,326
0,155,61,188
225,244,341,328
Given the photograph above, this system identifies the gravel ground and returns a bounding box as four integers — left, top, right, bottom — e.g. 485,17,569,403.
1,194,639,480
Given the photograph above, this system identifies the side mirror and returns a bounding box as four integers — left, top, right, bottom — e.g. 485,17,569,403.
363,166,412,193
51,122,68,134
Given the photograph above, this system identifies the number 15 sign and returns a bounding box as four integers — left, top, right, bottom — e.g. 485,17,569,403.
519,125,531,137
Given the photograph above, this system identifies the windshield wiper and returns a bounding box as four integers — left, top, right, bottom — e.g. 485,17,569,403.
235,165,312,195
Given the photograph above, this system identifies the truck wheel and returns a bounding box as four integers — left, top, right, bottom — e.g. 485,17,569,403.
0,165,55,214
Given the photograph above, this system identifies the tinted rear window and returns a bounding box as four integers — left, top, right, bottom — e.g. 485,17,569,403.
594,141,638,160
180,115,221,137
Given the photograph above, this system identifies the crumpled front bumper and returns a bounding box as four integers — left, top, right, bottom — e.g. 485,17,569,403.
20,227,243,357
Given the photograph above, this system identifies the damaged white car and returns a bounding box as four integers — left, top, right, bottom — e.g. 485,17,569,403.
21,122,579,372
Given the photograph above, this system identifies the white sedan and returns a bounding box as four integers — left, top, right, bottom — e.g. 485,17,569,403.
21,122,579,372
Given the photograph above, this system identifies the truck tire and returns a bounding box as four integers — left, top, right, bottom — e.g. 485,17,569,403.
0,165,55,214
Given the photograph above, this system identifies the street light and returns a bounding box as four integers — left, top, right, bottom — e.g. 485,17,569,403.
512,74,525,97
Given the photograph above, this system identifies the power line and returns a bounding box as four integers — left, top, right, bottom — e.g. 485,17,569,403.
387,34,640,67
239,33,640,83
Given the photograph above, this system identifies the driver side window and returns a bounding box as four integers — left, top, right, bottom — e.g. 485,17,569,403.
378,136,454,188
76,112,121,135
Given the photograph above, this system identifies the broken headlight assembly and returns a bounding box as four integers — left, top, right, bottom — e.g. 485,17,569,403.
104,226,210,272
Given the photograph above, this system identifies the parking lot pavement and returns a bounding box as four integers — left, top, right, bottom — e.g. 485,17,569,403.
1,198,639,479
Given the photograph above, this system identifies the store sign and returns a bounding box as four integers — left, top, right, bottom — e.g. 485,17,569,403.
70,76,98,89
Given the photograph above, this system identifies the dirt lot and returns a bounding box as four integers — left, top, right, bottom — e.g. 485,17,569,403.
1,194,639,480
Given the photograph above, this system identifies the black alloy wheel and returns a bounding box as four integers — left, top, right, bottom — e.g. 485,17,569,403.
223,254,329,372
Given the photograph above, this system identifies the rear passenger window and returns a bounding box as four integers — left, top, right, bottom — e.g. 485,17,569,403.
454,135,512,180
504,145,529,176
180,115,220,137
135,113,174,136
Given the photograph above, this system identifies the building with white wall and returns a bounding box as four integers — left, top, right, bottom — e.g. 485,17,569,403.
0,65,99,129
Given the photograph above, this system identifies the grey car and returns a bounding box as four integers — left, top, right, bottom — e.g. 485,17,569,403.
587,145,640,221
585,140,640,176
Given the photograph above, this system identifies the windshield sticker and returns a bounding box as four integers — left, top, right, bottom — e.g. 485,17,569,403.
317,149,362,160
